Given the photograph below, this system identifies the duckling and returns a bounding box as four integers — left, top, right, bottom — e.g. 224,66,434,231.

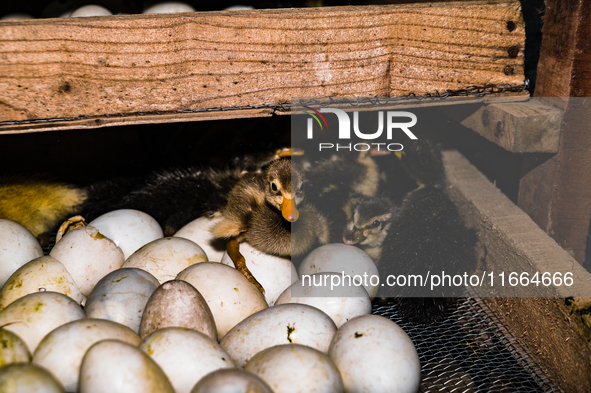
211,157,330,292
345,137,478,325
299,150,381,244
342,196,397,262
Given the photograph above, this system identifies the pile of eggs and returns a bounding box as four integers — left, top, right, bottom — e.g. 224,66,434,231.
1,2,253,20
0,212,420,393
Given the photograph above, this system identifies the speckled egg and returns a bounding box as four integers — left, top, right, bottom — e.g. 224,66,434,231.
140,327,235,393
220,303,337,367
123,237,208,283
139,280,217,341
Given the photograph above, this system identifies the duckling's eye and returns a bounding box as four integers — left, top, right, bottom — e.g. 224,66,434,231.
271,182,278,192
368,220,381,229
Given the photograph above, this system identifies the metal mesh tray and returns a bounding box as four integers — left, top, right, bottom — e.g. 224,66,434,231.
372,298,560,392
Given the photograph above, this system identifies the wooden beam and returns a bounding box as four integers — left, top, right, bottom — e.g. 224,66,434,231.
442,99,563,153
443,149,591,392
0,1,525,131
517,0,591,265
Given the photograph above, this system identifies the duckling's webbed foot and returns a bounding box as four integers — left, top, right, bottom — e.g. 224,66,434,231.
227,237,265,294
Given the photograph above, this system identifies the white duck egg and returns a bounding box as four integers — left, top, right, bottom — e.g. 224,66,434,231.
70,5,112,17
140,327,235,393
0,256,84,310
0,329,31,366
191,369,272,393
85,268,160,333
123,237,208,283
176,262,267,339
221,242,297,306
143,2,195,13
0,292,85,352
89,209,163,259
299,244,379,299
0,363,65,393
328,314,421,393
174,216,226,262
79,339,174,393
0,219,43,288
275,272,371,328
49,225,125,296
33,319,140,392
245,344,344,393
220,303,337,367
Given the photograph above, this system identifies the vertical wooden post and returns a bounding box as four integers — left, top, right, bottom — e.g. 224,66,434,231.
517,0,591,265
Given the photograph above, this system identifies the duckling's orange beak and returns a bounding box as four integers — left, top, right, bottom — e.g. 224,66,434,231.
281,195,299,222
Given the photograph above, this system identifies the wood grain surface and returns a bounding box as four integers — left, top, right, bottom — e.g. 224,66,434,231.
0,1,525,130
517,0,591,265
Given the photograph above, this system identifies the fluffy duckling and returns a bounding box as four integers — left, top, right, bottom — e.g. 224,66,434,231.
345,138,478,324
212,157,329,292
342,196,397,262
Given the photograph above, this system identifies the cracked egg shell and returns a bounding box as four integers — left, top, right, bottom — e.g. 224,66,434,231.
176,262,267,340
123,237,208,284
174,216,226,263
140,327,234,393
0,329,31,366
328,314,421,393
85,268,160,333
0,256,84,310
79,339,174,393
49,225,125,296
221,242,297,306
299,244,379,299
275,272,371,328
33,319,140,392
89,209,163,259
0,292,85,352
0,219,44,289
139,280,217,341
245,344,344,393
220,303,336,368
0,363,65,393
191,369,272,393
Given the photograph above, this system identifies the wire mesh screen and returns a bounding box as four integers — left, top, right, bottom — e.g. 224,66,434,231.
372,298,560,393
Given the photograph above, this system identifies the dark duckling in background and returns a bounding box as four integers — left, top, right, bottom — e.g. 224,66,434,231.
344,137,478,325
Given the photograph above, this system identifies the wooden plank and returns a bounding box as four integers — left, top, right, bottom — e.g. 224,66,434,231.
442,99,563,153
443,149,591,392
517,0,591,265
0,1,525,130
